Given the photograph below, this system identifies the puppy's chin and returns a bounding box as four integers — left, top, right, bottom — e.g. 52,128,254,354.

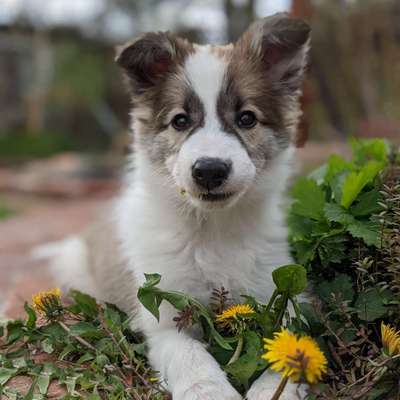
183,190,244,211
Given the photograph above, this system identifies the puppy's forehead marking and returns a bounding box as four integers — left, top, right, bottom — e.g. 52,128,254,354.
184,45,227,128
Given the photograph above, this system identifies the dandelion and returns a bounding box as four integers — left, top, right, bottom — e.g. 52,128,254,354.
381,322,400,356
263,329,327,384
216,304,255,325
32,288,63,320
215,304,256,364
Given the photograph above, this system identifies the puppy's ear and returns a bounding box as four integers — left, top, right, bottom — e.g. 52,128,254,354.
238,13,311,92
116,32,189,93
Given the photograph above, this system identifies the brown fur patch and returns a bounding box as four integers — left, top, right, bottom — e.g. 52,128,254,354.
217,14,310,153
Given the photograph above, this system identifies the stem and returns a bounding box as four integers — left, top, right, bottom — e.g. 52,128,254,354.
289,297,302,322
227,336,244,365
266,290,279,313
271,376,289,400
58,321,97,352
273,294,289,331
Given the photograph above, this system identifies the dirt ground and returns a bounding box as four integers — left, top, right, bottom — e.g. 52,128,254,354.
0,142,350,320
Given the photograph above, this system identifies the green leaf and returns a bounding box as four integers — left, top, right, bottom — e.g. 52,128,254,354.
24,302,37,329
291,177,325,220
69,322,103,339
69,290,98,319
137,274,232,350
94,354,109,368
330,171,349,203
325,154,352,183
324,203,354,225
41,338,54,354
137,274,164,321
0,368,18,385
137,288,162,321
347,220,380,246
64,376,78,394
341,161,384,209
256,311,274,338
37,372,51,395
351,189,382,217
354,289,388,321
163,292,190,311
6,321,25,344
132,343,146,356
59,344,75,360
198,313,233,351
77,352,95,364
143,273,162,288
308,163,327,184
350,137,389,164
224,331,261,390
287,214,313,240
272,265,307,296
315,274,354,304
317,235,347,267
24,377,37,400
292,240,316,267
103,304,122,329
299,303,324,336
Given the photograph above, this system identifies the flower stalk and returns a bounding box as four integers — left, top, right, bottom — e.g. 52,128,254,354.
227,336,244,365
271,376,289,400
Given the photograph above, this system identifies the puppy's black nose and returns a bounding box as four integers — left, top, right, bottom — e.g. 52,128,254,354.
192,157,232,191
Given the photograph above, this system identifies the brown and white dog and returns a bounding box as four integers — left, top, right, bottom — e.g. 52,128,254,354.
46,13,311,400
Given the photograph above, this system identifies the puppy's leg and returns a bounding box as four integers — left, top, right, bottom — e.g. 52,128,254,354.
35,219,138,316
142,305,241,400
246,370,307,400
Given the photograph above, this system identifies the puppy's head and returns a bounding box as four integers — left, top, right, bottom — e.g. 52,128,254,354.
117,14,310,210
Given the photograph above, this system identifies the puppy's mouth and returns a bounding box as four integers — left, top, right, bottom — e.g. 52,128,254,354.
199,192,235,202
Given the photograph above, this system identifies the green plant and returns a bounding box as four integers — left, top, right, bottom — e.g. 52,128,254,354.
0,204,13,220
0,130,78,159
289,138,400,399
0,291,167,399
137,265,309,394
1,138,399,399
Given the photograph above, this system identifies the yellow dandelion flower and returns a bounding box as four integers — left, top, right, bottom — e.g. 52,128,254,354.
381,322,400,356
216,304,255,324
32,288,63,320
262,329,327,384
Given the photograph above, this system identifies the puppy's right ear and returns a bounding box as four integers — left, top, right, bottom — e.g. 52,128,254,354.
116,32,189,93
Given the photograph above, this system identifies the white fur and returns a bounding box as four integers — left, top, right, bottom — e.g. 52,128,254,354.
170,47,256,210
48,44,305,399
247,370,307,400
33,237,98,298
112,45,304,400
115,154,301,399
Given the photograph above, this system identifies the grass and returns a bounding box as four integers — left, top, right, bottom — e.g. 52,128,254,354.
0,203,13,221
0,131,78,159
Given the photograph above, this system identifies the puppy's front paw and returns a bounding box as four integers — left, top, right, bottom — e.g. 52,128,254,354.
174,379,242,400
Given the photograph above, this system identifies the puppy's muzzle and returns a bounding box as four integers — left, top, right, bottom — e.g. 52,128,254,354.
192,157,232,191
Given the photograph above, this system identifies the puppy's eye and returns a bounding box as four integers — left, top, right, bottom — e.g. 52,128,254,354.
237,111,257,129
171,114,190,131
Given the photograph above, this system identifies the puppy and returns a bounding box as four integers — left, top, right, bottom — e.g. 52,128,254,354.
49,13,311,400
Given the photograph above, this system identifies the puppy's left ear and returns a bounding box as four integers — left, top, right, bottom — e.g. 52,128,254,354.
115,32,190,94
239,13,311,92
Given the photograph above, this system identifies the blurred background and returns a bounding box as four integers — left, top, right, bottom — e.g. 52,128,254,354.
0,0,399,320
